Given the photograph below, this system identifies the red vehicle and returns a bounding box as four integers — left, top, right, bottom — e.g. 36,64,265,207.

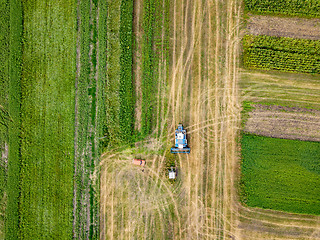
132,159,146,167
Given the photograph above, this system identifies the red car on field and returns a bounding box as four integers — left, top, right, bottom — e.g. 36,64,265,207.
132,159,146,167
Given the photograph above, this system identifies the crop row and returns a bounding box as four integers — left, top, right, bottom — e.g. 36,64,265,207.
153,0,171,137
141,0,156,136
0,1,9,238
139,0,171,137
119,0,134,143
245,35,320,55
243,35,320,74
0,0,22,239
104,0,121,146
103,0,135,145
244,0,320,18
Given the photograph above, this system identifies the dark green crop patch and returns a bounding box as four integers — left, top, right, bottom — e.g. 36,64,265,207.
241,134,320,215
244,0,320,18
243,35,320,74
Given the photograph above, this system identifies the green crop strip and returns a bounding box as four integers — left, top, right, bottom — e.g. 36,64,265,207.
139,0,170,137
103,0,135,147
0,2,10,237
6,0,22,239
141,0,156,136
105,0,121,146
243,35,320,74
73,0,93,238
244,0,320,18
0,0,22,239
19,1,76,239
154,0,170,137
73,0,102,238
240,134,320,215
98,0,107,147
119,0,134,143
0,0,10,238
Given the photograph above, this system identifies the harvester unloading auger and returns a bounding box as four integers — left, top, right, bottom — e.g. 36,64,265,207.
171,124,190,153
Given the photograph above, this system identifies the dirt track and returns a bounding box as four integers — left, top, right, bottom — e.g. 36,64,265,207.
100,0,320,239
246,15,320,40
244,104,320,142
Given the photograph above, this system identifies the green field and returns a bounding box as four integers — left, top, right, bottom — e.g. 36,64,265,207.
243,35,320,74
244,0,320,18
19,1,76,239
240,134,320,215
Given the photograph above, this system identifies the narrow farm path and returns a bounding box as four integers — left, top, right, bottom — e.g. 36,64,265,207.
133,0,143,132
246,15,320,40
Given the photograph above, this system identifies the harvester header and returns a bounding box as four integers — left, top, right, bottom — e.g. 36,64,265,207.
171,124,190,153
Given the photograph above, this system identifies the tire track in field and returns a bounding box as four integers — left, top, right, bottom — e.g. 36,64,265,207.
224,1,242,239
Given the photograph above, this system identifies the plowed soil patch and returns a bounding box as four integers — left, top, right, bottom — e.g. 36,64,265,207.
246,15,320,40
244,104,320,141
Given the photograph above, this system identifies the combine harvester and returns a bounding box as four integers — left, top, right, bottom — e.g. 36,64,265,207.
171,124,190,153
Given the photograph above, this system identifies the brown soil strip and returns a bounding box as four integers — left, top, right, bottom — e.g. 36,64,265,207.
244,104,320,141
133,0,142,132
246,15,320,40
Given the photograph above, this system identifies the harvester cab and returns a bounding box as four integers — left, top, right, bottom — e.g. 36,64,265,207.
171,124,190,153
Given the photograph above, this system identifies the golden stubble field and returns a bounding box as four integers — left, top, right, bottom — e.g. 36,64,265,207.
100,0,320,239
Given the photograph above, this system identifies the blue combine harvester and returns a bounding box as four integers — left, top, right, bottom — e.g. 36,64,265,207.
171,124,190,153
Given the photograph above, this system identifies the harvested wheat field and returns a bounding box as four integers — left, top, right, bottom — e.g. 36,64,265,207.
99,0,320,239
100,0,242,239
